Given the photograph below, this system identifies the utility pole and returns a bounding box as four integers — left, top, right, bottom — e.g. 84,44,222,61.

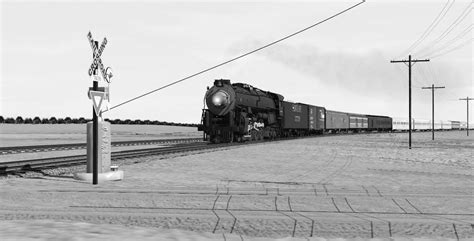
92,41,99,185
459,97,473,136
421,84,445,140
390,55,429,149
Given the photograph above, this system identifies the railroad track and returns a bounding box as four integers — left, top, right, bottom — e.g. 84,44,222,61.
0,138,202,155
2,130,469,175
0,142,233,174
0,131,384,156
0,136,301,174
1,129,450,156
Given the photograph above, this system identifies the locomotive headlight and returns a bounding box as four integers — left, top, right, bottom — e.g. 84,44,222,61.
212,90,229,107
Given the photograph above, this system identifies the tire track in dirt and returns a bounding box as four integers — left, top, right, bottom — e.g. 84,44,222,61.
368,168,474,178
1,192,473,240
317,155,353,184
34,186,474,199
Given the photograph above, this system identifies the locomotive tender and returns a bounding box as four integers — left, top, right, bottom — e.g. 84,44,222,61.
198,79,392,143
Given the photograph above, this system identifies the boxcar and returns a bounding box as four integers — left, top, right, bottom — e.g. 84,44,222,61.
282,101,309,130
326,110,349,131
348,113,368,130
307,104,325,134
367,115,392,131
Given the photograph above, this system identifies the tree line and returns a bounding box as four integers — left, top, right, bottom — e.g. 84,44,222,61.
0,116,198,127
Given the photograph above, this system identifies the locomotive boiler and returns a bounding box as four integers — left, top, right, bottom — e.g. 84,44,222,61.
199,79,284,143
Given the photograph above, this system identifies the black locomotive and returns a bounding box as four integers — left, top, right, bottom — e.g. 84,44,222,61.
198,79,392,143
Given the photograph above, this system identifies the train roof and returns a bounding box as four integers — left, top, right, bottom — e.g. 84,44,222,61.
326,110,392,119
365,114,392,118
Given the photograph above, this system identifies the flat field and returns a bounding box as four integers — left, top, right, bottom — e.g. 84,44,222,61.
0,131,473,240
0,124,202,147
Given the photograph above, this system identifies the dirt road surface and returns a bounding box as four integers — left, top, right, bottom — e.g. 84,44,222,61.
1,131,472,240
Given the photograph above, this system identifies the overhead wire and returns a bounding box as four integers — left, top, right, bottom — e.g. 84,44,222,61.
396,0,454,59
104,0,366,113
394,61,425,88
420,24,473,58
392,60,427,89
425,62,461,103
427,63,439,85
428,37,473,59
415,1,472,56
427,59,470,103
394,64,407,78
414,65,431,87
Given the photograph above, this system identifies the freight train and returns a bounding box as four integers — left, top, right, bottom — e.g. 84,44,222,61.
198,79,465,143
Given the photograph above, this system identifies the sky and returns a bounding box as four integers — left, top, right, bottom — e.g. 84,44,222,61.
1,0,472,124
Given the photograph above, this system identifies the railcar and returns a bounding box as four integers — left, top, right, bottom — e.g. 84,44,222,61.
348,113,368,131
281,101,309,136
367,115,392,131
307,104,326,134
280,102,326,136
450,121,461,130
433,120,442,130
325,110,349,133
392,118,414,131
440,120,452,130
415,119,430,131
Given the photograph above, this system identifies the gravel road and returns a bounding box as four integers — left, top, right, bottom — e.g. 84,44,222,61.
1,131,472,240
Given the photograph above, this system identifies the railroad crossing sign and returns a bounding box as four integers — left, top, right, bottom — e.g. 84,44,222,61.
86,31,114,185
87,31,110,83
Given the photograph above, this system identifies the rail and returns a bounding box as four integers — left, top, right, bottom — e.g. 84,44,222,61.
0,138,202,155
0,142,229,174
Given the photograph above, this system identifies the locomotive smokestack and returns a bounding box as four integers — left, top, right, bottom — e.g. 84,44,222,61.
214,79,231,87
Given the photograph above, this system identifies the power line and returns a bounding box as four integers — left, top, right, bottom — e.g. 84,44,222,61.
428,37,473,59
427,63,438,84
104,0,366,113
398,0,454,58
420,24,473,58
432,2,472,42
394,64,423,85
417,63,430,85
414,63,433,87
414,66,430,87
415,1,472,56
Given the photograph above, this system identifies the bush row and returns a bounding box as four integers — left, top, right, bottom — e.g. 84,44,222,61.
0,116,198,127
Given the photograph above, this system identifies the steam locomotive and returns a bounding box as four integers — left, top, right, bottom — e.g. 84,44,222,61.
198,79,392,143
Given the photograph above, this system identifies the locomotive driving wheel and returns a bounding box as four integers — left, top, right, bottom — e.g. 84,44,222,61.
249,129,257,141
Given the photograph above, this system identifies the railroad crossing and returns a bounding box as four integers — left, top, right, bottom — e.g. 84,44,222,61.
85,31,116,185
